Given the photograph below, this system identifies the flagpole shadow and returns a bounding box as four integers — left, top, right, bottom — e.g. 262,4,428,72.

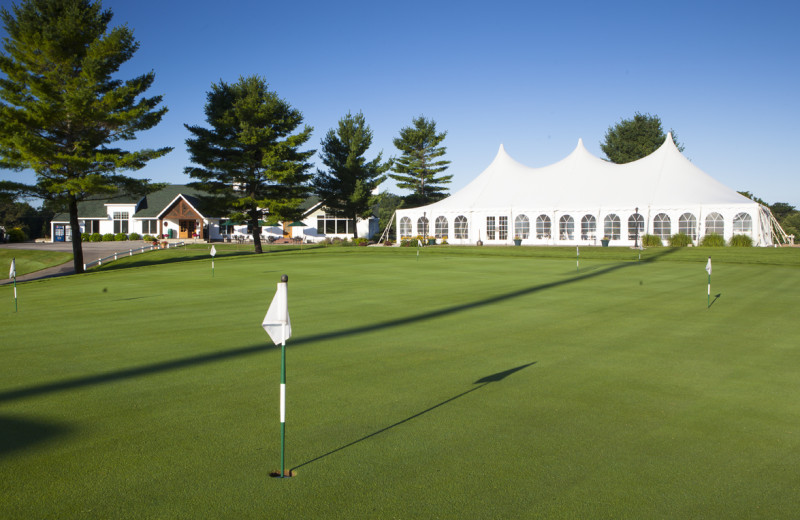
710,293,721,307
290,362,535,472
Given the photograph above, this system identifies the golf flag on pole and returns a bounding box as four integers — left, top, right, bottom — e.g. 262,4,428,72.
10,258,17,312
210,245,216,277
262,275,292,477
576,245,579,272
705,257,712,308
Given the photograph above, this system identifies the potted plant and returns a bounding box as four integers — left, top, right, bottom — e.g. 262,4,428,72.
513,235,522,246
601,236,610,247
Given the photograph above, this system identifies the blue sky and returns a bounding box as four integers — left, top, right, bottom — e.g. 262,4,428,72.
2,0,799,207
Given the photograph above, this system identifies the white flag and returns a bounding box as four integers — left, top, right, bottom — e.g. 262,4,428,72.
210,245,216,257
262,281,291,345
9,258,15,279
705,257,712,276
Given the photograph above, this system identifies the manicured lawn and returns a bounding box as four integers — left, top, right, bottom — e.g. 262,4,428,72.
2,247,799,518
0,248,73,278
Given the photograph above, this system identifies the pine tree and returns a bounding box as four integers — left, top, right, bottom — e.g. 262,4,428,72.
313,112,390,238
184,75,314,253
601,112,684,164
0,0,171,273
389,116,452,206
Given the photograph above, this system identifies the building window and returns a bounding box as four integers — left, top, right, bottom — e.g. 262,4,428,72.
318,213,354,235
679,213,697,240
604,214,620,240
112,212,129,234
705,212,724,236
399,217,412,238
498,216,508,240
142,220,158,234
536,215,551,239
653,213,671,240
435,216,448,238
514,214,530,239
486,217,496,240
627,213,644,240
82,220,101,234
559,215,574,240
581,215,596,240
454,215,468,239
733,212,752,234
417,216,429,237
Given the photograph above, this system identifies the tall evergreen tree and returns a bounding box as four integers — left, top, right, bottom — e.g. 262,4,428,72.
184,75,314,253
601,112,684,164
389,116,452,206
313,112,390,238
0,0,171,273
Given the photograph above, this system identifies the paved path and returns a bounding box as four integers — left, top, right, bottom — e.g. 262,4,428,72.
0,241,156,284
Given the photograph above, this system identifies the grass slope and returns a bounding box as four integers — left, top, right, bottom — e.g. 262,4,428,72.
0,248,73,278
1,247,799,518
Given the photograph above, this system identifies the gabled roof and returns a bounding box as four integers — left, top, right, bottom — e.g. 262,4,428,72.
134,185,209,218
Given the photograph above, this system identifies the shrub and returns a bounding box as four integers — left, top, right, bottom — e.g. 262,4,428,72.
668,233,692,247
700,233,725,247
7,227,27,242
353,237,368,246
440,239,448,245
641,234,662,247
729,234,753,247
128,233,141,241
90,232,103,242
114,232,128,241
81,232,90,241
143,234,154,242
102,233,115,241
401,239,420,247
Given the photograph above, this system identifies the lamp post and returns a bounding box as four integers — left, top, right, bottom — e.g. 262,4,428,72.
634,207,640,248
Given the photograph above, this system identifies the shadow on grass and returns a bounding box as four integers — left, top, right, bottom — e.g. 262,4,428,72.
291,362,536,472
0,415,72,456
710,293,722,308
0,249,677,405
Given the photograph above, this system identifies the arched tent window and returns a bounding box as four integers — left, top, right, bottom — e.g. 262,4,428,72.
435,216,448,238
654,213,671,240
679,213,697,240
559,215,574,240
705,212,724,236
536,215,551,239
454,216,468,239
628,213,644,240
604,214,620,240
733,212,752,234
581,215,596,240
400,217,412,238
417,216,429,237
515,214,530,239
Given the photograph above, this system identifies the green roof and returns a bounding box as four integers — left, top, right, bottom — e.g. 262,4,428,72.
134,185,210,218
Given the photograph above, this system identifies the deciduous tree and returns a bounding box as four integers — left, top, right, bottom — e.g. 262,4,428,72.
0,0,171,272
601,112,683,164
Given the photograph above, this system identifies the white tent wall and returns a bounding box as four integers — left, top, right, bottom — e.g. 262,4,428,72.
395,135,774,247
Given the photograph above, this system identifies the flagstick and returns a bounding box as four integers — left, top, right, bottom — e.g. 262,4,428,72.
212,260,215,278
576,246,579,272
280,323,286,477
13,276,18,312
707,274,711,309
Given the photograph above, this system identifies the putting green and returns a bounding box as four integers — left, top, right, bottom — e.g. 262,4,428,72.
2,247,799,518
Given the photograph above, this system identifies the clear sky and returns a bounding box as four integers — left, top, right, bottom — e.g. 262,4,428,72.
2,0,799,207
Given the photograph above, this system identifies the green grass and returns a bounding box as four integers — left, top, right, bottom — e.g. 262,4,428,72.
0,248,73,278
2,247,799,518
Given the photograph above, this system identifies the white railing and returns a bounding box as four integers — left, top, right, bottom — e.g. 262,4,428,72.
84,242,186,270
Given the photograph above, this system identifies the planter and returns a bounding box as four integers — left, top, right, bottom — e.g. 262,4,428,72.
513,239,522,246
427,238,436,245
601,239,610,247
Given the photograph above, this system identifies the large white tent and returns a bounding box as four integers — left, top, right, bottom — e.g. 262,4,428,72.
396,134,777,246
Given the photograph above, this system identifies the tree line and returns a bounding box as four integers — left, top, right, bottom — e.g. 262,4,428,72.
2,1,795,269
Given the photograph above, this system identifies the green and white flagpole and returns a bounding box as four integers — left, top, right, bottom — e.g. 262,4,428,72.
210,245,216,277
576,245,579,272
10,257,17,312
262,274,292,478
705,257,712,309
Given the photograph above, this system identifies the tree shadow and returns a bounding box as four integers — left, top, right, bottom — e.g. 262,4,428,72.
291,362,536,471
0,249,677,405
0,415,72,457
